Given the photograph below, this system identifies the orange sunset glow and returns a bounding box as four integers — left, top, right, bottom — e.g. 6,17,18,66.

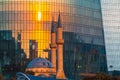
2,0,67,58
8,1,53,58
38,12,42,21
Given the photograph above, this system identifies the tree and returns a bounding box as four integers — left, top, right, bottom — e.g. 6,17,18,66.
82,73,113,80
10,77,16,80
95,73,112,80
82,77,95,80
0,74,5,80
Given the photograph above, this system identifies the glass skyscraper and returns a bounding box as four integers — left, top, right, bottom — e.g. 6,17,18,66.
0,0,107,79
101,0,120,72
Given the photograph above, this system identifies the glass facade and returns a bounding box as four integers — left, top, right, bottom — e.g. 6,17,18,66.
101,0,120,72
0,0,107,79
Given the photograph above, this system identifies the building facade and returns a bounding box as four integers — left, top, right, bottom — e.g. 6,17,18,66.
0,0,107,79
0,30,26,74
29,40,38,60
101,0,120,72
63,32,107,79
0,30,15,66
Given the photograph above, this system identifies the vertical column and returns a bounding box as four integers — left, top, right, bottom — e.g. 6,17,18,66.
50,19,57,71
56,13,66,79
50,33,57,69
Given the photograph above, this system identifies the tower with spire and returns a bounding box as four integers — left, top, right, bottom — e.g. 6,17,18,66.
56,12,66,79
50,17,57,71
50,12,66,79
19,12,66,80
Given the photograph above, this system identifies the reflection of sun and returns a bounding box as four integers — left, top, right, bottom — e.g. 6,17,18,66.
38,12,42,21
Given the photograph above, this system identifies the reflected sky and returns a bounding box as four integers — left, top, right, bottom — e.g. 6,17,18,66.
0,0,104,58
0,0,75,58
0,1,75,58
0,1,54,58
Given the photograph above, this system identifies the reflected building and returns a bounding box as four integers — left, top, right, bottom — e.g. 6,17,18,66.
63,32,107,79
0,0,107,79
101,0,120,73
29,40,38,60
0,30,15,66
0,30,26,74
17,14,66,80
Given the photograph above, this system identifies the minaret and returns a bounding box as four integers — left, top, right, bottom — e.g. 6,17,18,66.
56,12,66,79
50,17,57,70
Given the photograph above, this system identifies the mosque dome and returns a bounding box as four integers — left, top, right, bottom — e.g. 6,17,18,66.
27,58,53,68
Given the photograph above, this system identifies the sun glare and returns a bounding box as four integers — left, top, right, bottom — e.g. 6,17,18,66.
38,12,42,21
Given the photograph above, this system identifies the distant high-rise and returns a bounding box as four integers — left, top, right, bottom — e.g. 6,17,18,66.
0,30,15,66
29,40,38,60
0,30,26,72
101,0,120,72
